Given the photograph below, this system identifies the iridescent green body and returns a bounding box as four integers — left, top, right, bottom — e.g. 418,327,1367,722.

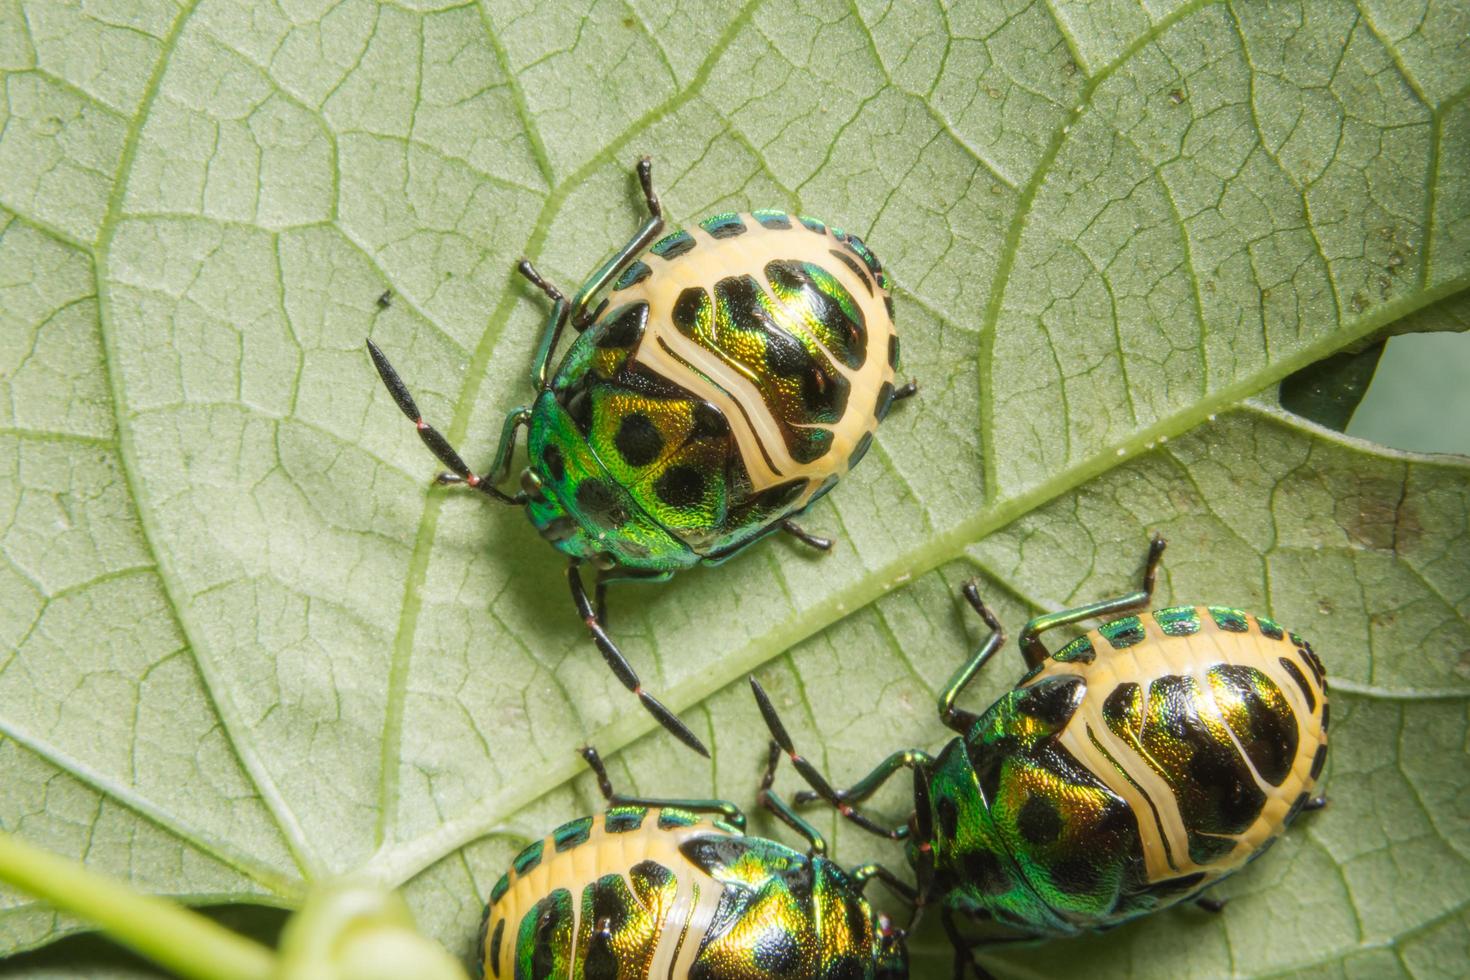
753,540,1331,977
478,805,907,979
525,210,899,569
365,160,906,756
921,605,1329,935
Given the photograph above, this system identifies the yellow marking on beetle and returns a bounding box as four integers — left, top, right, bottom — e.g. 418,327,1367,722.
1032,609,1327,885
483,811,738,980
618,218,896,510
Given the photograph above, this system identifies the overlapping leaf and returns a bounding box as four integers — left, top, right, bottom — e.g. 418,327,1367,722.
1,0,1467,975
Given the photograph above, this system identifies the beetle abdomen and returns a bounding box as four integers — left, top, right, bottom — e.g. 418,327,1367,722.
545,212,898,558
1027,606,1328,901
481,804,894,979
481,807,735,980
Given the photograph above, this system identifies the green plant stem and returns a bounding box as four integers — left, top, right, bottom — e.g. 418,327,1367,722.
0,830,275,980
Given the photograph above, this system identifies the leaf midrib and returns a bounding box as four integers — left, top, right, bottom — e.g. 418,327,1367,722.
367,271,1470,889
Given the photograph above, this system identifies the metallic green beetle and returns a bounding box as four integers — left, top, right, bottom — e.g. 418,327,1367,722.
478,746,909,979
369,158,912,756
753,536,1329,978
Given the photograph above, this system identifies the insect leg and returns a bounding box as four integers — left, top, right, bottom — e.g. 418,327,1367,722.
366,340,524,504
485,407,533,489
750,677,913,840
568,562,710,758
790,749,932,807
592,565,674,631
518,259,573,391
570,157,667,329
942,907,1000,980
850,863,918,904
937,582,1008,733
892,380,918,401
578,746,743,829
1017,533,1168,668
757,741,827,856
780,520,834,551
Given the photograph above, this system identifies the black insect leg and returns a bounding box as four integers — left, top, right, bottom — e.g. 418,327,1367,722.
570,157,667,330
579,746,743,828
780,519,833,551
1017,533,1168,669
1194,895,1228,913
568,561,710,758
366,340,526,505
757,741,827,856
937,582,1008,734
749,677,910,840
892,380,918,401
942,907,999,980
908,771,939,918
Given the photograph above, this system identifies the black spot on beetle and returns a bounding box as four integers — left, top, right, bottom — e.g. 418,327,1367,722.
528,890,571,980
829,248,874,294
1286,791,1310,822
1018,795,1062,845
614,412,663,467
565,387,595,436
488,917,504,977
655,466,704,509
689,401,729,440
541,444,565,483
1050,858,1099,895
961,848,1011,895
875,381,896,421
937,795,959,839
584,928,617,980
576,479,629,527
1015,677,1084,729
752,929,799,972
595,302,648,348
680,836,753,875
1278,657,1316,712
672,286,708,336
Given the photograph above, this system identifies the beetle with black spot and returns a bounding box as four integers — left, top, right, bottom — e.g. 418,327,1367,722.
367,158,913,756
753,536,1330,978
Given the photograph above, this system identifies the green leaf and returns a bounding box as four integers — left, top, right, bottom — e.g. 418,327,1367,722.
2,0,1467,976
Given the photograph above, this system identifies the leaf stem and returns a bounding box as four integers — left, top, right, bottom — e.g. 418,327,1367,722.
0,830,275,980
